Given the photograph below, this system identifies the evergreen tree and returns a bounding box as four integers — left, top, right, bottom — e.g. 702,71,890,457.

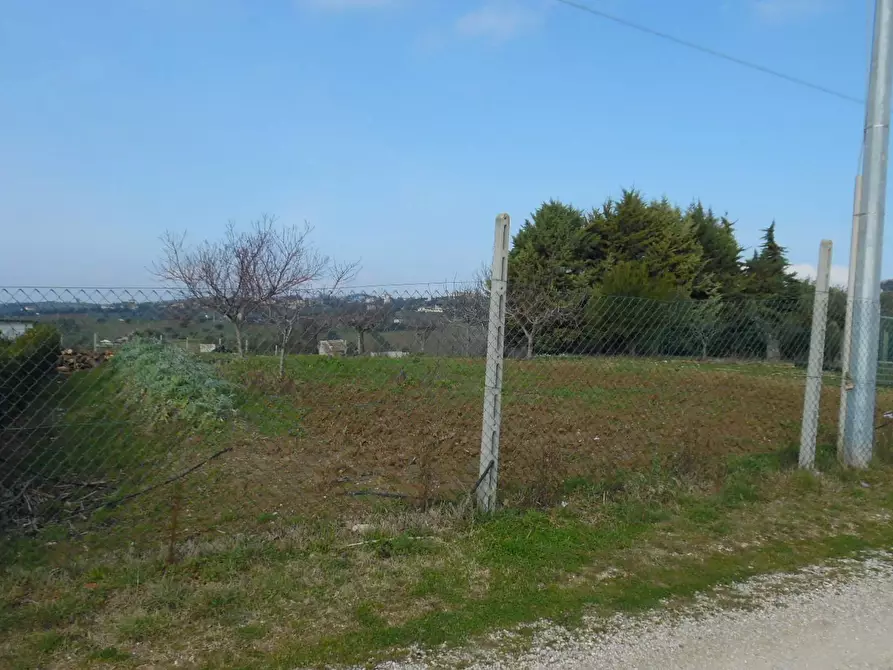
686,202,742,299
510,199,588,285
744,222,800,299
585,190,703,295
505,200,589,357
500,189,813,362
585,260,683,356
742,222,804,360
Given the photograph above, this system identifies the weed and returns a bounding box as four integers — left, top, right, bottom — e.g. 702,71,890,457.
166,482,183,565
89,646,132,662
719,474,761,508
526,440,567,508
28,631,72,654
112,338,235,428
355,602,385,628
235,624,268,641
116,613,172,642
145,578,189,613
416,435,437,511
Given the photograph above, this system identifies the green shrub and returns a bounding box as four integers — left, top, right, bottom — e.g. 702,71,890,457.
0,325,60,426
112,339,235,429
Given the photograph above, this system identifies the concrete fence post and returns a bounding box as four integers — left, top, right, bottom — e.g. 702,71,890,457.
477,213,510,513
800,239,833,469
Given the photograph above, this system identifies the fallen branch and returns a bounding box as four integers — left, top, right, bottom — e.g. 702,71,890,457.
83,447,234,514
338,535,441,550
344,490,410,500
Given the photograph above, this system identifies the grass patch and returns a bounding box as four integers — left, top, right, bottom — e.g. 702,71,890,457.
116,613,173,642
89,646,132,662
4,355,893,667
4,441,893,668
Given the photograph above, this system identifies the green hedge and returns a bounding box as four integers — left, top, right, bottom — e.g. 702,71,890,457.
0,325,61,426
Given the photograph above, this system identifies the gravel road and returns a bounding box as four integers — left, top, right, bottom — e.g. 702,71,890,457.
371,555,893,670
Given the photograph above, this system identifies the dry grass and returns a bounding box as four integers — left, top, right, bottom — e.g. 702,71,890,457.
3,355,893,668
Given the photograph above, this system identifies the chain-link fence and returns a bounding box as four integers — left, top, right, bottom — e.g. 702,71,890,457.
1,282,891,543
497,287,859,502
0,285,490,540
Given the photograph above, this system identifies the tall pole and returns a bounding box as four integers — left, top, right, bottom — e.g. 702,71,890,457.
838,175,863,463
477,213,510,513
800,240,833,469
844,0,893,468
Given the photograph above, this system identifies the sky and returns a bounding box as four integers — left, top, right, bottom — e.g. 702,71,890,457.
0,0,877,288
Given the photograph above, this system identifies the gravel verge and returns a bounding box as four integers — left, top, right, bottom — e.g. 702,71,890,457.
350,552,893,669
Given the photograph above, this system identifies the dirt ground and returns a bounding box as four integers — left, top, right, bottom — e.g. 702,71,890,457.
185,356,881,532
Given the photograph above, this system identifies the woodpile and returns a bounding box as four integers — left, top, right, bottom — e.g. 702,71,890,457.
56,349,114,375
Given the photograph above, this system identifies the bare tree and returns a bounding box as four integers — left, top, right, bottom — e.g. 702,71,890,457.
344,297,394,355
268,260,359,377
412,313,440,354
443,284,489,356
688,295,723,360
507,283,570,359
472,263,576,360
155,215,350,357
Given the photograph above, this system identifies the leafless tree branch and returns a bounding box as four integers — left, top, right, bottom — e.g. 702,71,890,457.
155,215,358,360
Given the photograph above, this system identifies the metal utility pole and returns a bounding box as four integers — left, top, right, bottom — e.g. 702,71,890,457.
844,0,893,467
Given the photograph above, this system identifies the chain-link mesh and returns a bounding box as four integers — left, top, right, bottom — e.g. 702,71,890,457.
492,286,893,505
839,296,893,468
0,285,489,542
2,284,891,542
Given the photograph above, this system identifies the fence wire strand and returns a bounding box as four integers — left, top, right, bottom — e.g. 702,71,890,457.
0,284,890,539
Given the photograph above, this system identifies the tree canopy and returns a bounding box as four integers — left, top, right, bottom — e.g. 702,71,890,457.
503,190,827,359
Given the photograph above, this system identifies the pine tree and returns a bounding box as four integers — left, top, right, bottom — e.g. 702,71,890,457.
585,190,703,294
744,222,800,298
510,199,588,287
505,200,589,357
686,202,742,299
743,222,804,360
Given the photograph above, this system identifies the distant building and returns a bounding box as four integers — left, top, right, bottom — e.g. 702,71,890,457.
0,319,35,340
417,306,443,314
318,339,347,356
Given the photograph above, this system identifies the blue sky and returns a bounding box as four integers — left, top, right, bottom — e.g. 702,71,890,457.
0,0,874,287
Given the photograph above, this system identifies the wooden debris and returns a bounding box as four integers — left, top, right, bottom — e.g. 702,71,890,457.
0,479,112,533
57,349,114,375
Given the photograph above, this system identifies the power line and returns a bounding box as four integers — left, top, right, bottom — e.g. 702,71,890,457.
553,0,864,106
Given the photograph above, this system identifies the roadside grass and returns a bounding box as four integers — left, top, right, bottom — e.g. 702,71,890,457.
4,353,893,668
4,437,893,668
